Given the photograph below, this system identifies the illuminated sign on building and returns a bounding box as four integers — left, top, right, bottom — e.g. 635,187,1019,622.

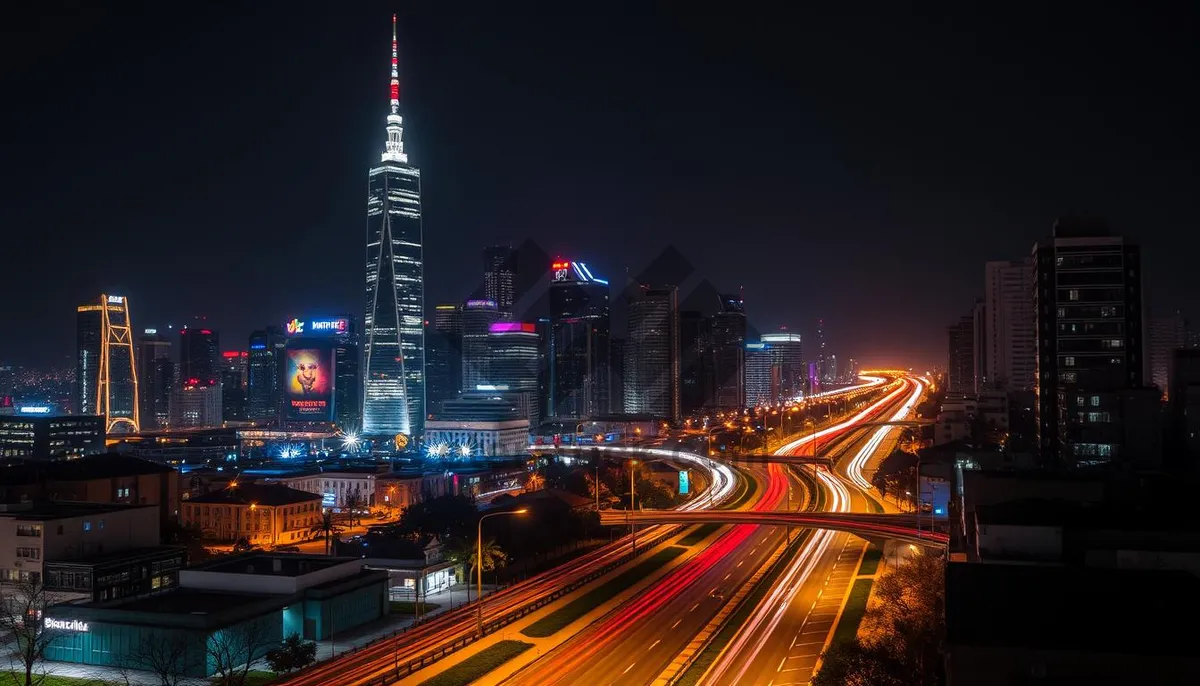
17,406,52,414
285,318,349,336
488,322,536,334
550,260,608,285
679,470,690,495
144,328,157,335
464,300,497,309
45,618,89,632
284,341,335,422
106,295,124,304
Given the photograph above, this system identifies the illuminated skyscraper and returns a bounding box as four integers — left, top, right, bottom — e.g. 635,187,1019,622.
625,286,680,421
549,260,611,418
484,245,516,316
363,15,425,440
76,294,139,433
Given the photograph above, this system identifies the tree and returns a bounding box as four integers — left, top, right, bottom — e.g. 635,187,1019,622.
163,520,213,564
470,538,508,586
232,537,254,553
524,471,545,493
121,632,194,686
308,510,343,555
265,633,316,675
812,639,910,686
206,617,276,686
0,577,67,686
815,552,946,685
396,495,478,541
342,491,364,527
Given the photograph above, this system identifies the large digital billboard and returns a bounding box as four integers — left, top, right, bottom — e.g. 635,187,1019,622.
285,341,335,421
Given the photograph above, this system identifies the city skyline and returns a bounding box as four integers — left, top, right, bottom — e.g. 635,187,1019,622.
3,6,1197,373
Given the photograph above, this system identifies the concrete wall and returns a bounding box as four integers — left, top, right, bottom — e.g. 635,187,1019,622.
180,558,365,595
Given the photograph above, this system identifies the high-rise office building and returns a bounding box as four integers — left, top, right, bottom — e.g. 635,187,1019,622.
1034,218,1145,467
246,327,286,425
710,293,746,410
984,259,1036,391
536,317,553,425
170,379,222,429
624,286,680,421
179,328,219,388
484,245,516,317
462,300,501,392
1149,310,1186,399
486,322,539,392
947,313,976,395
549,259,611,418
137,329,172,430
76,294,139,433
426,304,463,415
679,311,710,417
761,331,804,401
220,351,248,423
364,15,425,440
609,338,625,415
745,343,774,407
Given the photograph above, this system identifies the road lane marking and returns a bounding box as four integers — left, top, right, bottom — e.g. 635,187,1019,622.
778,657,787,672
671,619,682,629
623,662,636,675
649,639,661,650
691,603,700,612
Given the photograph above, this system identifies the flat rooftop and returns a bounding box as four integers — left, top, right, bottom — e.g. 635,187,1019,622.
191,553,356,577
0,501,152,520
45,545,185,568
103,588,275,615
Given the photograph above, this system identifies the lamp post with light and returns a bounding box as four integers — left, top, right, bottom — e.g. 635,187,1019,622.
476,509,527,637
629,459,639,554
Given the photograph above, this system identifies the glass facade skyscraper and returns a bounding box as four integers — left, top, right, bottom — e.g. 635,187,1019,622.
363,15,425,440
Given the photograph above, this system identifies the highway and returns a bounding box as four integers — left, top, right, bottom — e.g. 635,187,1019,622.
502,381,915,685
278,450,739,686
701,376,926,686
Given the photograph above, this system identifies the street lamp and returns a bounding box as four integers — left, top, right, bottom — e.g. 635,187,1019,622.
476,509,527,637
629,460,639,554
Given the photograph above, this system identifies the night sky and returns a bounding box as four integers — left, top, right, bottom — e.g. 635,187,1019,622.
3,4,1196,371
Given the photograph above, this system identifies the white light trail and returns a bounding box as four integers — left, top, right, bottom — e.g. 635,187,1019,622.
548,444,738,510
775,379,909,456
844,378,925,491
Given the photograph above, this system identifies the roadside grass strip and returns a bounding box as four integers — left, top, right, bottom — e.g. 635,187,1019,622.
520,546,688,638
418,640,534,686
831,578,874,644
857,545,883,576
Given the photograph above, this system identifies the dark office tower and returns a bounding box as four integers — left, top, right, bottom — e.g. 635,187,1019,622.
536,318,553,425
220,351,248,422
1168,349,1200,471
679,311,710,416
1034,218,1145,467
247,327,285,425
625,286,680,421
462,300,501,392
331,318,361,431
425,304,463,414
709,293,747,410
76,295,139,432
484,245,516,317
815,318,828,384
549,259,611,418
609,338,625,414
947,313,976,395
364,15,425,440
179,328,219,387
1149,310,1186,399
137,330,172,430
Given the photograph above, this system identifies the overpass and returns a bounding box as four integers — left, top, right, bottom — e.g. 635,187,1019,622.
599,510,948,547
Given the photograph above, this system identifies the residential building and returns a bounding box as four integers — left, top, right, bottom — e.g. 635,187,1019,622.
984,259,1035,391
947,313,976,395
180,484,321,546
1033,217,1145,467
268,467,383,510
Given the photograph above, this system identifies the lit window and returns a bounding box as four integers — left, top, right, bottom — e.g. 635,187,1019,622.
83,521,92,532
1068,289,1080,301
1064,356,1075,367
1090,396,1100,407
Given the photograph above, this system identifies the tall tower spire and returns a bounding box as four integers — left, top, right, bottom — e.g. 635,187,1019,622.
382,13,408,163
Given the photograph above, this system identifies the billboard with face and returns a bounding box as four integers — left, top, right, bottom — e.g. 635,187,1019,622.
285,342,334,421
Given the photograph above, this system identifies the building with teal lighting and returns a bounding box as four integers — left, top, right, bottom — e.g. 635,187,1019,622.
42,554,387,678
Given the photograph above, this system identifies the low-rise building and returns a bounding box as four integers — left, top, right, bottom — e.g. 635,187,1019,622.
43,553,388,678
266,467,383,510
43,546,186,602
0,502,160,591
180,484,321,547
0,413,105,460
375,471,424,513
